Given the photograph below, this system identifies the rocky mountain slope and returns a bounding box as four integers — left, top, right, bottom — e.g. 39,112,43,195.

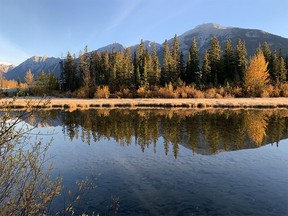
5,56,61,81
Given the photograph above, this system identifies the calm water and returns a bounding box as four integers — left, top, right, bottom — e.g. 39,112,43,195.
28,109,288,215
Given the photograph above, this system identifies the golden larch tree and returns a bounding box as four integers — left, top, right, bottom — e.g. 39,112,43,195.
244,52,270,96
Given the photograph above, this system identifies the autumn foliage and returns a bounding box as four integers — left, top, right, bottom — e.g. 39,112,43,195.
244,52,270,97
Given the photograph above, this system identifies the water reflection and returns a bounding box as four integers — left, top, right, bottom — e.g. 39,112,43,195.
28,109,288,157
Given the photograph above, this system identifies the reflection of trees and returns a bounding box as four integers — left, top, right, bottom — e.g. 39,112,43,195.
243,111,268,146
30,109,288,157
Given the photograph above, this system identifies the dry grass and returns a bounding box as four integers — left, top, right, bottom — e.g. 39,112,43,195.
1,97,288,110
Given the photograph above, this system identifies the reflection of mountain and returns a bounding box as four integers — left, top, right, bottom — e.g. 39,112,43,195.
26,109,288,157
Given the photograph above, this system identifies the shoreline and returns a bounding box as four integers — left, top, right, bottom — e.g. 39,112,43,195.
1,97,288,109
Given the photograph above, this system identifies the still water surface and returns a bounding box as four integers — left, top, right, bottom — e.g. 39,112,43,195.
29,109,288,215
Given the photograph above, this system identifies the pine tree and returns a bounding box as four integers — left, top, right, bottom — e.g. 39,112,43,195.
202,51,211,85
186,38,200,84
269,51,278,84
244,52,269,96
123,47,133,87
277,56,287,83
102,51,110,85
79,46,90,89
161,40,172,85
61,51,78,91
262,42,271,63
133,50,141,89
208,36,222,86
178,51,185,85
89,51,97,89
47,72,58,93
150,45,161,86
223,40,235,83
235,39,248,84
171,35,179,84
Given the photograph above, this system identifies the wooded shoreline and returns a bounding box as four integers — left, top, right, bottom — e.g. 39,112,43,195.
1,98,288,109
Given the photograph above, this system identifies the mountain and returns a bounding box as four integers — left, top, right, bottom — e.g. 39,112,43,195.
96,43,126,53
5,23,288,81
171,23,288,60
0,63,15,75
5,56,61,81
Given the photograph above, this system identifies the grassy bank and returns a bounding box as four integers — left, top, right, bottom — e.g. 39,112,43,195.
1,97,288,110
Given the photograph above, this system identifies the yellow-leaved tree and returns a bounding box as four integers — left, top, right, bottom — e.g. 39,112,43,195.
244,52,270,97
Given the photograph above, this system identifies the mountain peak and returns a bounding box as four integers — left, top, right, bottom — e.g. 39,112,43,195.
194,23,228,30
30,56,49,63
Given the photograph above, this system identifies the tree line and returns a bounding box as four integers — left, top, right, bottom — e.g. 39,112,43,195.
42,36,288,97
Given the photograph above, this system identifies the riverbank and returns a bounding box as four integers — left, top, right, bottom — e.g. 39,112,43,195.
1,97,288,109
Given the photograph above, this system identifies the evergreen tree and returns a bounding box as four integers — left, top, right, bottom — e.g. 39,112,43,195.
223,40,235,83
262,42,271,63
235,39,248,84
202,51,211,85
102,51,110,85
133,50,141,89
150,45,161,86
171,35,179,84
89,51,97,89
123,47,133,87
186,38,200,84
79,46,90,89
161,40,172,85
269,50,278,84
277,56,287,83
61,51,78,91
94,52,102,86
208,36,222,86
178,51,185,85
47,72,58,93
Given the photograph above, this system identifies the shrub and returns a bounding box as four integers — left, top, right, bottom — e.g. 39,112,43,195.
137,86,152,98
94,86,110,99
156,83,178,98
205,88,217,98
280,83,288,97
76,87,89,98
231,87,243,98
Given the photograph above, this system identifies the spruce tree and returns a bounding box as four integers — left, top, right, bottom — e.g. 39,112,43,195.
89,51,97,89
208,36,222,86
102,51,110,85
61,51,78,91
161,40,172,85
178,51,185,85
79,46,90,90
277,56,287,83
133,50,141,89
186,38,200,84
171,35,179,84
235,39,248,84
262,42,271,63
223,40,235,83
202,51,211,85
269,51,278,84
124,47,133,87
150,45,161,86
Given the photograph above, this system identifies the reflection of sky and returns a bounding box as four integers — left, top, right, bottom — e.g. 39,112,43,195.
31,124,288,216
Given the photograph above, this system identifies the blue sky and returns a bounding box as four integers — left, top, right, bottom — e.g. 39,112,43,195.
1,0,288,65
